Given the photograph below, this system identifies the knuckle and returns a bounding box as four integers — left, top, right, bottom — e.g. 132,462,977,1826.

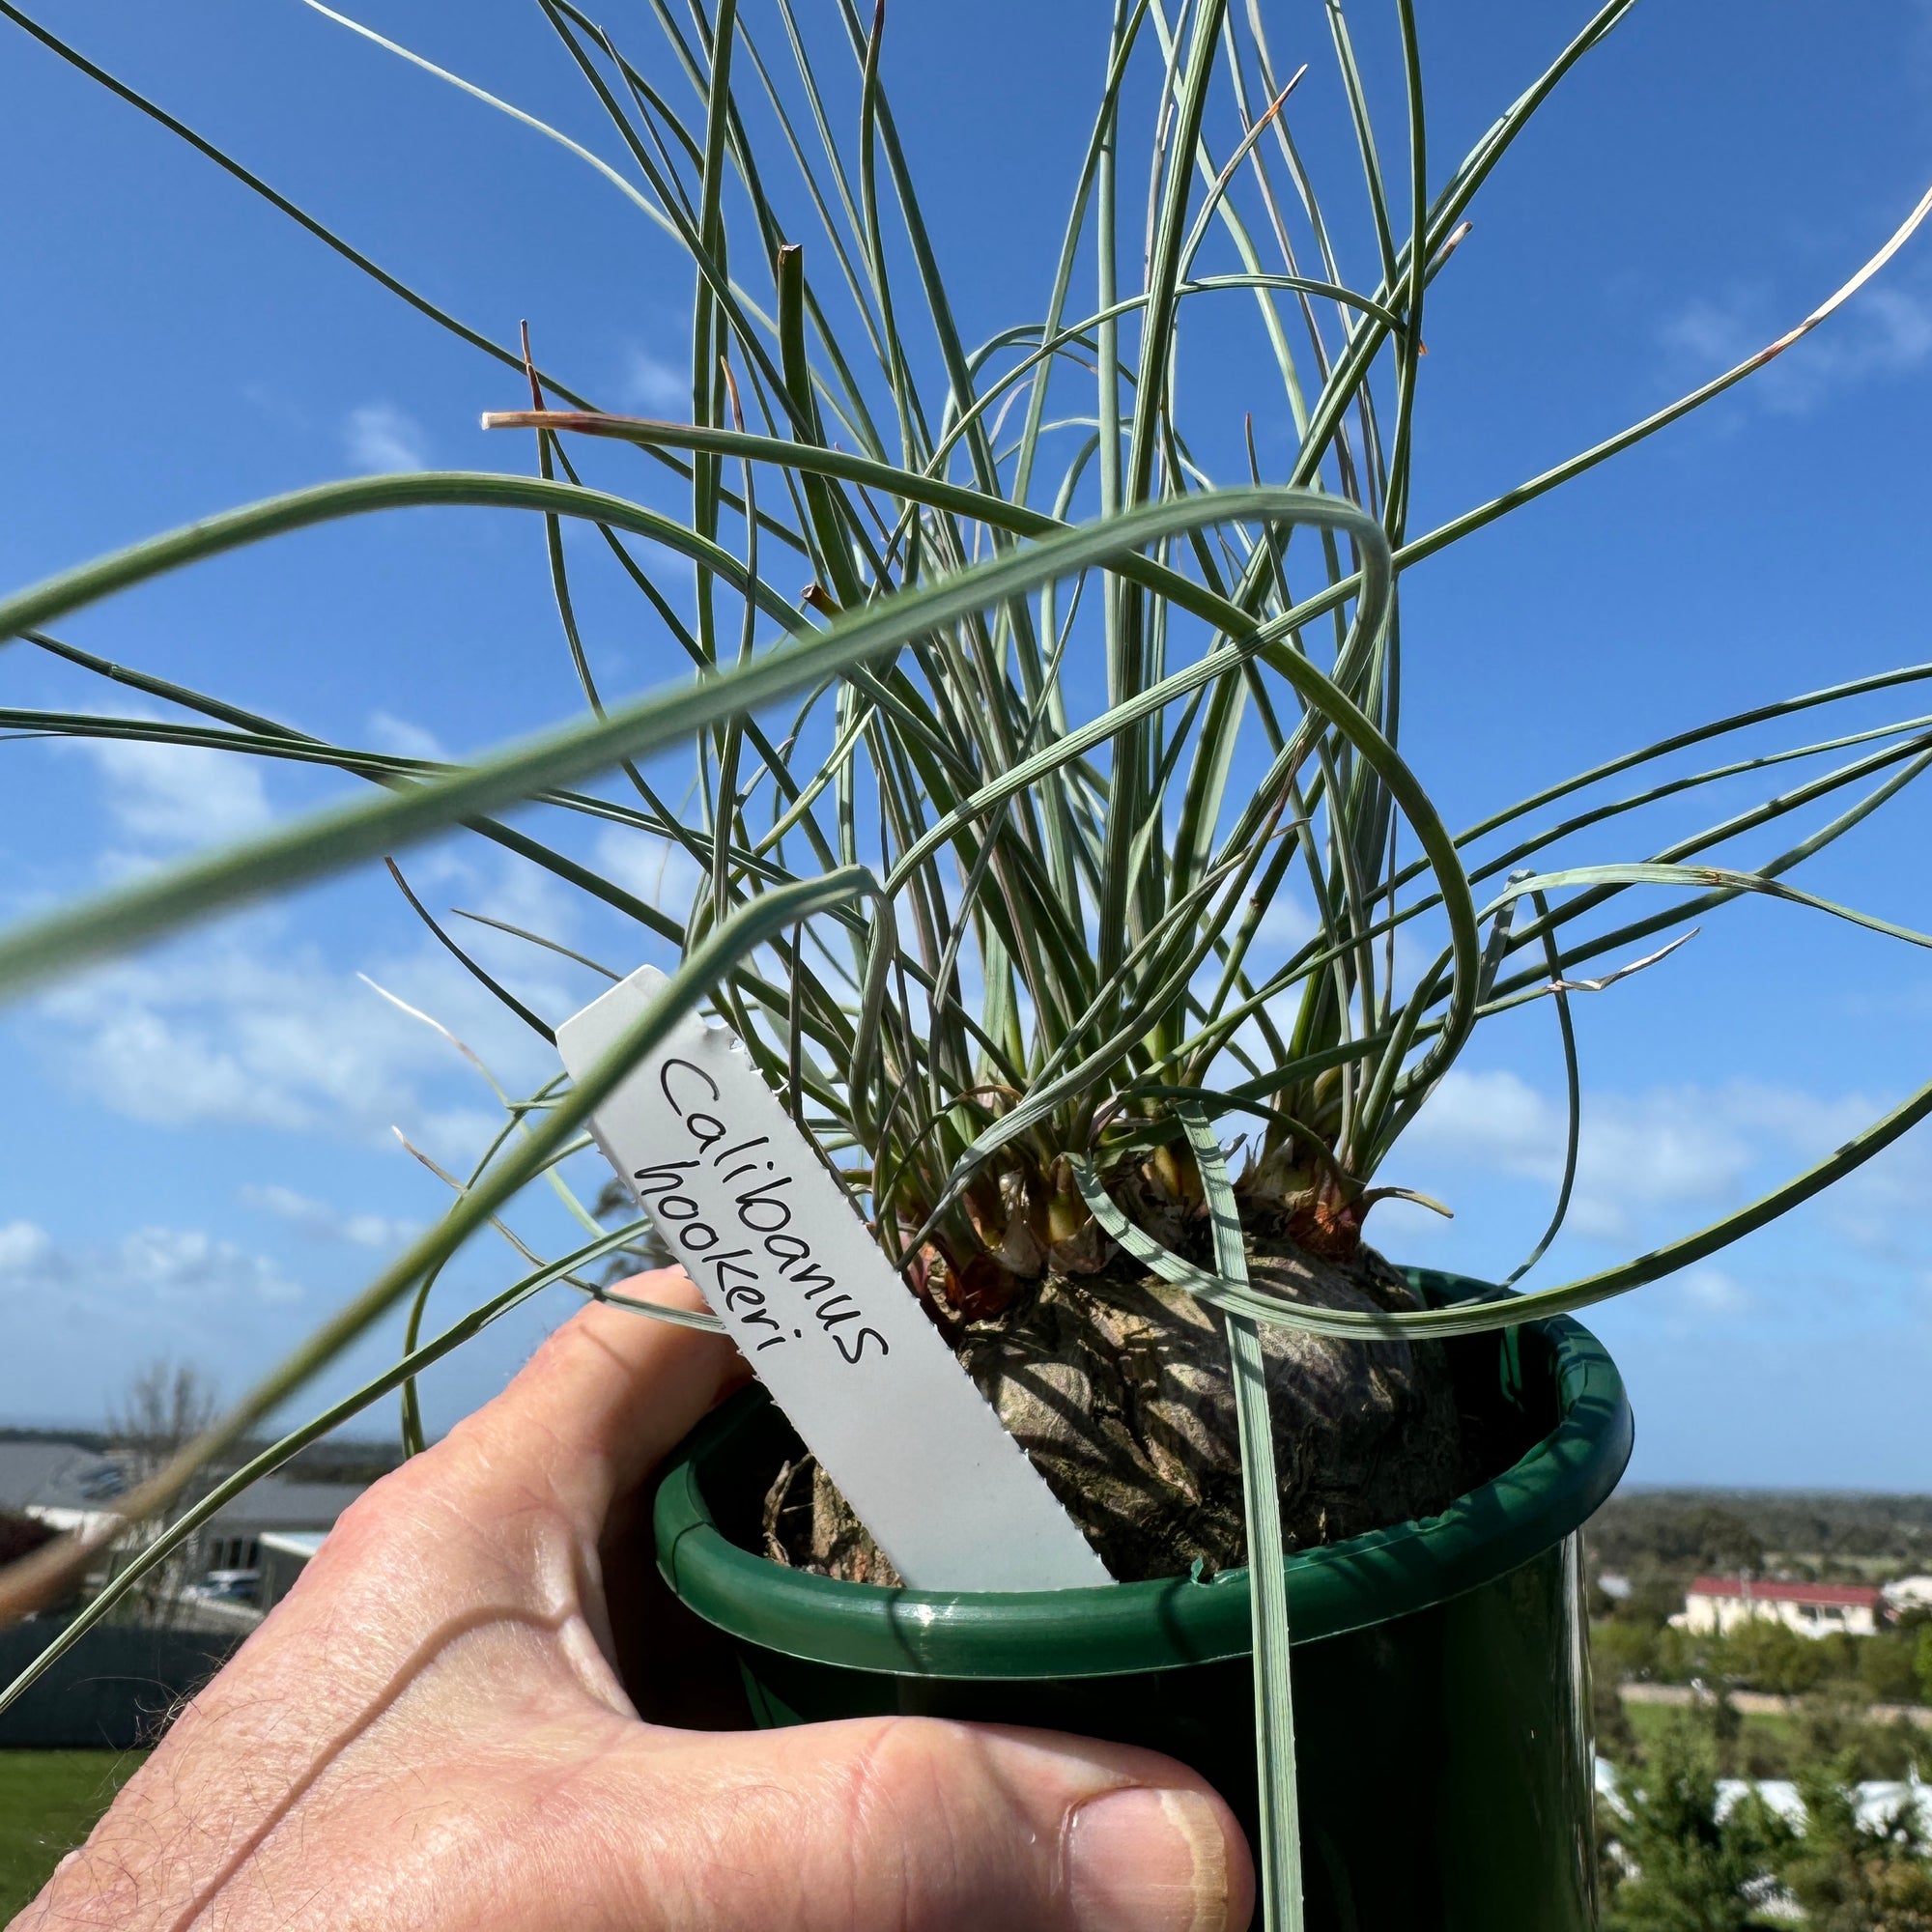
817,1718,1010,1920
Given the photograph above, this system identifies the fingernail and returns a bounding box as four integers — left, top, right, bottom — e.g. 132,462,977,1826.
1065,1785,1239,1932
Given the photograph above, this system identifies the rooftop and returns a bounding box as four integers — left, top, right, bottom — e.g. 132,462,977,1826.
260,1530,327,1558
0,1442,366,1532
201,1479,364,1532
0,1440,125,1512
1688,1576,1882,1609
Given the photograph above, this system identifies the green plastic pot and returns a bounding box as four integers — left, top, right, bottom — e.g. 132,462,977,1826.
654,1267,1632,1930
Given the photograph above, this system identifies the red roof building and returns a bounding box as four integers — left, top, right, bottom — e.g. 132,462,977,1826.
1675,1575,1885,1638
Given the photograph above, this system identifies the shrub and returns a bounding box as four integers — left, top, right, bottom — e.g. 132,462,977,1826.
1601,1723,1780,1932
1714,1620,1828,1698
1862,1634,1925,1707
1598,1619,1663,1683
1857,1718,1929,1784
1778,1759,1932,1932
1621,1574,1696,1631
1657,1624,1704,1684
1794,1689,1928,1784
1595,1668,1640,1764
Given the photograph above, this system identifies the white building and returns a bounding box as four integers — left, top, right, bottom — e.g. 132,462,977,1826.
1600,1759,1932,1836
0,1438,363,1621
1884,1576,1932,1614
1673,1575,1884,1639
257,1529,327,1615
189,1477,363,1577
0,1439,129,1543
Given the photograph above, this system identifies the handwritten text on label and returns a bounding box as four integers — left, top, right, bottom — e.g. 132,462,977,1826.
555,966,1111,1592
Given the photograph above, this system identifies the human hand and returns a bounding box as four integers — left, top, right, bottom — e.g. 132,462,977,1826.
19,1270,1253,1930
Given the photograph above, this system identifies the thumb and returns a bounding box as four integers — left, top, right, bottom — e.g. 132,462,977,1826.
624,1713,1254,1932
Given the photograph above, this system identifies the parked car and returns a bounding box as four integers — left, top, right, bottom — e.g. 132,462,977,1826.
185,1569,260,1606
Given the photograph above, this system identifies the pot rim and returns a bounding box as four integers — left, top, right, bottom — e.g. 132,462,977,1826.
653,1267,1633,1680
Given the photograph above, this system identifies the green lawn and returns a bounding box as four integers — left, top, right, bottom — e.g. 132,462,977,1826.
0,1750,145,1918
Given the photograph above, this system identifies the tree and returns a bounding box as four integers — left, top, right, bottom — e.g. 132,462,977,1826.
1716,1618,1828,1697
107,1360,219,1485
1602,1724,1780,1932
1595,1662,1639,1763
1619,1561,1695,1632
1597,1618,1662,1682
1777,1759,1932,1932
1793,1687,1930,1784
1687,1507,1766,1578
590,1177,671,1285
1917,1625,1932,1708
103,1359,220,1626
1862,1634,1924,1707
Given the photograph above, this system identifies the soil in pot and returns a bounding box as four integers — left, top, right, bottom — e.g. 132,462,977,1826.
762,1220,1512,1587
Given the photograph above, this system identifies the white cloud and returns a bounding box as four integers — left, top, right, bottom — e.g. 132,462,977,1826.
622,347,687,413
1662,279,1932,415
0,1222,52,1271
1677,1266,1750,1316
1248,890,1318,955
1568,1094,1757,1237
593,825,702,918
366,711,447,763
344,402,429,471
1400,1069,1758,1238
239,1183,418,1250
1393,1063,1932,1275
1811,1125,1932,1270
0,1219,301,1310
32,927,510,1155
1406,1068,1552,1171
79,736,271,850
22,837,605,1164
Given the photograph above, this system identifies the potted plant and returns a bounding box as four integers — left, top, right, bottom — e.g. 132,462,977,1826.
0,3,1927,1926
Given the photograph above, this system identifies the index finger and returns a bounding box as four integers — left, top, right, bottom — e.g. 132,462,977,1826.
440,1267,748,1533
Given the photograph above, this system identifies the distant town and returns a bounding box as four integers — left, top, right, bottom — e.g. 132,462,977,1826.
1581,1488,1932,1921
1585,1489,1932,1735
5,1430,1931,1918
0,1422,397,1641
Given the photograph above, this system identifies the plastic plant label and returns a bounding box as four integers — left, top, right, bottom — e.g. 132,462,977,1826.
556,964,1112,1592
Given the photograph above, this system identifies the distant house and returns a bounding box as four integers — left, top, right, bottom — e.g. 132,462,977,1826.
257,1530,328,1615
0,1440,128,1540
1885,1576,1932,1614
180,1492,356,1628
1597,1756,1932,1834
1673,1575,1885,1639
187,1478,364,1579
0,1440,364,1615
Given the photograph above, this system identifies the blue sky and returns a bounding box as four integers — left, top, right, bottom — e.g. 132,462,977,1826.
2,0,1930,1487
